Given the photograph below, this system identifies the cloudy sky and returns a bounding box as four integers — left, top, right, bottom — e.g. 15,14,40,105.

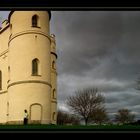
1,11,140,120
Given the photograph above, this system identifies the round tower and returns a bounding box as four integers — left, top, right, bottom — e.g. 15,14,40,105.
7,11,56,124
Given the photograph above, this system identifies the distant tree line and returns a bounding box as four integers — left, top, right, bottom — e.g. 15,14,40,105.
57,110,80,125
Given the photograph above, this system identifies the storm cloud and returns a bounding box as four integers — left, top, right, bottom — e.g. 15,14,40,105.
1,11,140,120
50,11,140,120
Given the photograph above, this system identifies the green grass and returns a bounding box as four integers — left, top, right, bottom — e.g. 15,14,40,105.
0,124,140,130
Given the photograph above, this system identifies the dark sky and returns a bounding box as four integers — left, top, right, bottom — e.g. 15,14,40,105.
1,11,140,120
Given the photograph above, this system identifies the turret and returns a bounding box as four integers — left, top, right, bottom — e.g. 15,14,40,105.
50,34,57,124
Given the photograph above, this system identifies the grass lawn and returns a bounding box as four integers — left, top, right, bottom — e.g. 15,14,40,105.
0,124,140,130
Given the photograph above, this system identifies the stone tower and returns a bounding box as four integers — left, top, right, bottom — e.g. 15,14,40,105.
0,11,57,124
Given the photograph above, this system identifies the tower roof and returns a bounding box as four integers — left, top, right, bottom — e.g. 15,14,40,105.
8,10,51,22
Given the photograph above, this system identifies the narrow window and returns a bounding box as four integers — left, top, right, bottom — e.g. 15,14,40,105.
32,15,38,27
8,66,10,72
0,71,2,90
53,89,56,99
32,59,39,75
8,66,10,83
52,61,56,69
53,112,56,121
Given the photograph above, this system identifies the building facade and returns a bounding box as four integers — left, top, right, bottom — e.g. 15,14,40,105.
0,11,57,124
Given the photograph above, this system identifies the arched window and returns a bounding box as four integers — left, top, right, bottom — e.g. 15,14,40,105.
8,66,10,82
32,58,39,75
0,71,2,90
32,15,39,27
53,89,56,99
52,61,56,69
53,112,56,121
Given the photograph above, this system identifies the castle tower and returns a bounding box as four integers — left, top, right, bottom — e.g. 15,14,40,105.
3,11,57,124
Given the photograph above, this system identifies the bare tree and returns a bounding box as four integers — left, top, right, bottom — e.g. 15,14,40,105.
66,88,105,125
115,109,135,124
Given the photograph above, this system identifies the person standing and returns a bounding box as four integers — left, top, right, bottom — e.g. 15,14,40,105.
24,109,28,125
